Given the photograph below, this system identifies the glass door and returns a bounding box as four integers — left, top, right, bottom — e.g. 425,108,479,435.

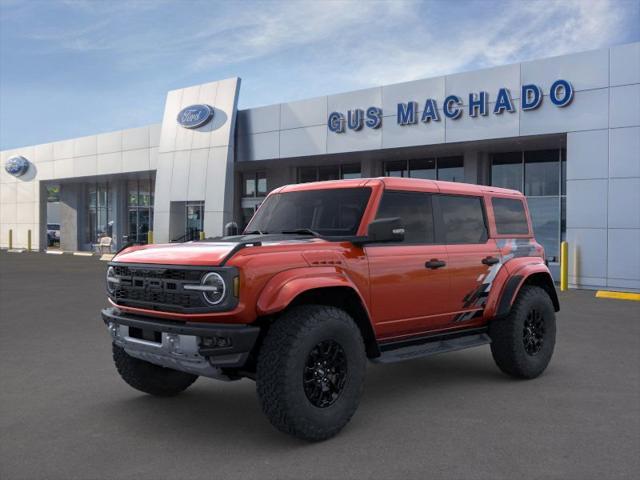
185,202,204,241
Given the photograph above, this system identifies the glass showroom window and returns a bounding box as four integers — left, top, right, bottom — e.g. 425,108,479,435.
384,156,463,181
297,164,361,183
86,182,113,244
243,172,267,197
490,149,566,262
127,178,155,244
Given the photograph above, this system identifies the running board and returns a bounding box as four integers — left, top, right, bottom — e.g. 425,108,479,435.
374,329,491,364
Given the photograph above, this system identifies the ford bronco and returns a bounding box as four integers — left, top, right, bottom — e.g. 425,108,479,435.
102,177,559,441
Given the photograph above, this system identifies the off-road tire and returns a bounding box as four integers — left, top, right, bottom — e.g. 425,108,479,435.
256,305,367,441
112,344,198,396
489,285,556,379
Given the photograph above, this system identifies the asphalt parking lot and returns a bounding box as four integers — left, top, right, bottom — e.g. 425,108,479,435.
1,251,638,480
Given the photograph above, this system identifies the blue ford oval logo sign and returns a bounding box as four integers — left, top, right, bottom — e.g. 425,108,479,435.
176,104,214,129
5,156,30,177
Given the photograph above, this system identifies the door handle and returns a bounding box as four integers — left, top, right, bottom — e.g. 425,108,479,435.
482,256,500,266
425,259,446,269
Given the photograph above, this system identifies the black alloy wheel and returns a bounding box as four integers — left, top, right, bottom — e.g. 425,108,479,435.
522,308,545,356
303,340,348,408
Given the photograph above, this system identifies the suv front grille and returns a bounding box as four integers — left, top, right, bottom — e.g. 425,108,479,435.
111,265,212,313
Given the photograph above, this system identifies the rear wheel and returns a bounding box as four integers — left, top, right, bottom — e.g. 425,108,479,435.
256,305,367,441
112,344,198,396
489,285,556,379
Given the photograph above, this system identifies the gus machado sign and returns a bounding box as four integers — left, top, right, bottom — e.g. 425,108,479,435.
328,79,573,133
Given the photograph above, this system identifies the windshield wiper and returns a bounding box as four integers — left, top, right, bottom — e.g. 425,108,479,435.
244,230,267,235
280,228,321,237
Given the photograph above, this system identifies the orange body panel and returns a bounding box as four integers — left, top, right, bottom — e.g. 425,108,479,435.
108,177,554,343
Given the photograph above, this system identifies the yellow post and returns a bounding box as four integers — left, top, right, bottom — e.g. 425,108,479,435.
8,229,12,249
147,230,153,244
199,230,205,241
560,241,568,292
28,229,32,251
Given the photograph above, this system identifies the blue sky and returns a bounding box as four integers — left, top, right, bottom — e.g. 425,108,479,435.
1,0,639,149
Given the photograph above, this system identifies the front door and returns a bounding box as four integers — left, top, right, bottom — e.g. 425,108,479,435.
367,190,451,340
435,194,501,324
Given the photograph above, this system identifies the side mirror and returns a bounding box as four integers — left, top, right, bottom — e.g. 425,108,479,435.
365,217,405,243
224,222,239,237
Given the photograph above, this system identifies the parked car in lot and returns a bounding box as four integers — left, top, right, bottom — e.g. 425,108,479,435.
102,177,559,441
47,223,60,246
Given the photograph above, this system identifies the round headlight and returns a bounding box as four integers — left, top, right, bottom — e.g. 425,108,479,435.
106,266,119,295
201,272,225,305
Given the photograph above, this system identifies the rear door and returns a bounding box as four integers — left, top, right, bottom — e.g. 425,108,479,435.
434,194,500,324
366,190,451,339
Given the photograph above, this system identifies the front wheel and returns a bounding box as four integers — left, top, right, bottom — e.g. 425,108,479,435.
256,305,367,441
112,344,198,396
489,285,557,379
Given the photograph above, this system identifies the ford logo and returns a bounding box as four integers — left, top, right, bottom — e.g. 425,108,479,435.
5,156,29,177
176,104,214,129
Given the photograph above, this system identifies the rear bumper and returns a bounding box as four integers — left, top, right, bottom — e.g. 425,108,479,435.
101,307,260,376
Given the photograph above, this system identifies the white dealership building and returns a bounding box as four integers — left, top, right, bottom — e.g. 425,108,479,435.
1,42,639,292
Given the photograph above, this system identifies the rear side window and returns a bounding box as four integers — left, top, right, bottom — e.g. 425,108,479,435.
438,195,487,244
492,197,529,235
376,191,434,243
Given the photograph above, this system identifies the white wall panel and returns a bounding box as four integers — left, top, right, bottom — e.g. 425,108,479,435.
566,179,608,228
53,139,74,160
608,229,640,280
566,228,607,278
281,97,327,130
96,152,122,175
34,143,54,163
609,127,640,178
280,126,327,157
521,48,609,92
73,155,97,178
446,64,520,101
383,77,446,113
446,104,519,142
53,158,74,178
382,118,445,149
97,131,122,154
608,178,640,228
328,87,382,113
122,126,150,151
187,148,208,201
610,84,640,128
237,131,279,161
610,43,640,86
566,129,609,180
520,88,609,136
122,148,150,173
169,150,189,201
74,135,97,157
239,104,281,134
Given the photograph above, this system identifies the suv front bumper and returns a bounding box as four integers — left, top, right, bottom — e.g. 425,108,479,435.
101,307,260,379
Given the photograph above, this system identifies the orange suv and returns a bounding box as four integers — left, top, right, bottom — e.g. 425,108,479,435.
102,177,559,441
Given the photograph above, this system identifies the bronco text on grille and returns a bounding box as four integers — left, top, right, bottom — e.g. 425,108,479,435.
108,264,238,313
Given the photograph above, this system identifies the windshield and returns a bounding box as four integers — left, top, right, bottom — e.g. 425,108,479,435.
246,187,371,237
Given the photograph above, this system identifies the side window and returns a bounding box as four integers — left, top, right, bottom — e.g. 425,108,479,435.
438,195,488,244
375,191,434,243
492,197,529,235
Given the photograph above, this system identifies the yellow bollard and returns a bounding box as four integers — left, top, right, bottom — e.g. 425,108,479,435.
147,230,153,244
8,229,12,249
199,230,205,241
560,241,568,291
28,229,32,251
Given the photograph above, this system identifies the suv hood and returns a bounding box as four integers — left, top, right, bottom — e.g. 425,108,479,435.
113,242,239,266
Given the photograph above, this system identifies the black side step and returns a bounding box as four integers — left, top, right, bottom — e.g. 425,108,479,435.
374,328,491,364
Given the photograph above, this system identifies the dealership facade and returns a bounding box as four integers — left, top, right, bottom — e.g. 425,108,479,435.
1,43,639,291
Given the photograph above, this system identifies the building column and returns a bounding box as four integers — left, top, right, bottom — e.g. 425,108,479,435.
59,183,81,251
